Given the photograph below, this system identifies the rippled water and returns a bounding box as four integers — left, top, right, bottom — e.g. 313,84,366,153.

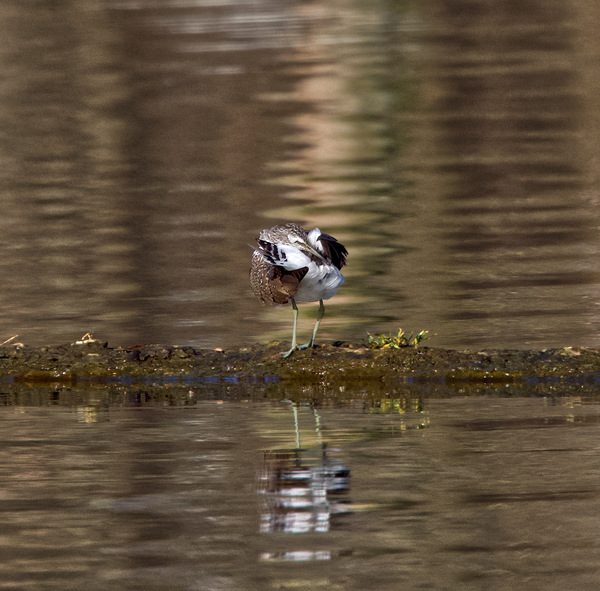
0,0,599,349
2,383,600,589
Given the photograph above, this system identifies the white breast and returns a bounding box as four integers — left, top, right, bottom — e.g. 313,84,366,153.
294,261,344,302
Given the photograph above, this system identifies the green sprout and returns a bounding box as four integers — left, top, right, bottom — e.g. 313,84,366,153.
367,328,429,349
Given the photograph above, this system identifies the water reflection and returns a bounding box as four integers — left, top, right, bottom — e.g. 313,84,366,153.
259,404,351,542
0,383,600,588
0,1,600,350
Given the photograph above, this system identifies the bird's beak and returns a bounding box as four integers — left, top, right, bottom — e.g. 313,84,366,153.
301,243,327,263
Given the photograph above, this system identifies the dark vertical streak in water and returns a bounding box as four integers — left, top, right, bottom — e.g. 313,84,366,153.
105,2,306,346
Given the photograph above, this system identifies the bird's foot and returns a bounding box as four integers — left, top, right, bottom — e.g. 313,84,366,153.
298,342,315,351
280,346,299,358
280,343,316,357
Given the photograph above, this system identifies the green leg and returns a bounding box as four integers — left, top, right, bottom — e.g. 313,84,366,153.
281,298,299,358
301,299,324,349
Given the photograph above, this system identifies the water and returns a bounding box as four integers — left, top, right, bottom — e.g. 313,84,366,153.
0,0,598,350
2,383,600,589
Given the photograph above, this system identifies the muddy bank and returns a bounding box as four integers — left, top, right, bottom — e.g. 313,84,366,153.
1,340,599,387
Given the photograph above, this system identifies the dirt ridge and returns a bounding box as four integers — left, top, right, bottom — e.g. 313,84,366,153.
1,341,598,385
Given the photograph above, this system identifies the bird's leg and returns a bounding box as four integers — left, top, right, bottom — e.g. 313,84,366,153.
281,298,299,358
301,299,324,350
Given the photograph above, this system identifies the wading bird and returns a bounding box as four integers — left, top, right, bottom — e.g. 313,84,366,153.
250,223,348,357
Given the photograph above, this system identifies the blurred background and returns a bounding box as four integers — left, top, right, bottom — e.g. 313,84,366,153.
1,0,599,350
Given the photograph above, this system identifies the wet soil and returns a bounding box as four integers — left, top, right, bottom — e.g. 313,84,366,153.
1,340,599,389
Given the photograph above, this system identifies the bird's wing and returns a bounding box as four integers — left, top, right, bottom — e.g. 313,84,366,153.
255,239,312,271
271,266,309,302
318,234,348,270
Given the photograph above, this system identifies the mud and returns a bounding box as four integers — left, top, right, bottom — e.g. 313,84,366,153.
1,340,599,389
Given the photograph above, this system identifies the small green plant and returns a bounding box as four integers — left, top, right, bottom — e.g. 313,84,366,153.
367,328,429,349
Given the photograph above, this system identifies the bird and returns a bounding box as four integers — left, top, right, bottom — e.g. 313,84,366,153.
250,222,348,357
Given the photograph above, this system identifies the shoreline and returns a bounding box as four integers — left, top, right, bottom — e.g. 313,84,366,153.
1,340,598,386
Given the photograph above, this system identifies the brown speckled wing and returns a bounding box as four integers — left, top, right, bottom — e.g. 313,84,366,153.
250,253,308,305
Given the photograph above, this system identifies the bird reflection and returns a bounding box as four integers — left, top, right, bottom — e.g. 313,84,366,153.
258,404,351,536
